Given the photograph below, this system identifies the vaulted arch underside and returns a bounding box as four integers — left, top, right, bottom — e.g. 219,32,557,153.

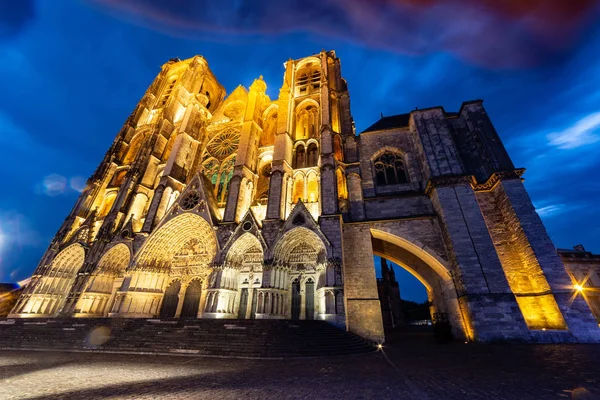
12,244,86,317
111,213,217,317
75,243,131,317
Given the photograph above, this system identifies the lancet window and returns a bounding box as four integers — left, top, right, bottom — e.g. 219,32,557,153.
255,162,272,203
260,110,277,147
202,128,241,205
158,77,177,108
307,143,319,167
373,152,408,186
295,105,319,140
333,135,343,162
295,62,321,96
294,145,306,169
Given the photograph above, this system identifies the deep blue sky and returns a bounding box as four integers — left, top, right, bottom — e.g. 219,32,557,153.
1,1,599,302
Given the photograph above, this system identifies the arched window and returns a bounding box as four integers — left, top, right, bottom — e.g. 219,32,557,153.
98,192,117,218
336,169,347,200
292,174,304,203
295,103,319,140
216,157,235,204
201,128,241,205
307,143,319,167
255,162,271,203
158,77,177,108
333,135,343,162
123,133,144,165
295,62,321,96
260,110,277,147
294,145,306,169
307,173,319,203
373,152,408,186
109,170,127,188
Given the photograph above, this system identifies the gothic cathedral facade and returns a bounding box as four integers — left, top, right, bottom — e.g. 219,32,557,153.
10,51,600,343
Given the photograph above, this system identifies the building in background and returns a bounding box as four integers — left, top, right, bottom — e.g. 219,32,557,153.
376,258,403,329
9,51,600,343
558,245,600,323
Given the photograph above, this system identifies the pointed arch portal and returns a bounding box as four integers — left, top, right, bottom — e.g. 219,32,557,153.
369,229,470,341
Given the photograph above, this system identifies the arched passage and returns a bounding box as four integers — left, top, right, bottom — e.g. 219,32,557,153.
13,244,86,316
370,229,470,341
77,243,130,316
113,212,217,317
213,233,263,319
272,227,328,320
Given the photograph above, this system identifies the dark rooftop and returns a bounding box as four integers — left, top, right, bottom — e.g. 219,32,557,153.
362,113,411,133
362,110,459,133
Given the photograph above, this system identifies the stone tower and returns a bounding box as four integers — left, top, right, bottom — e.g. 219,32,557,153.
10,51,600,344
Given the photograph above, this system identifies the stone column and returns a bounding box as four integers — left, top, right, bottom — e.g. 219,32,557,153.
174,283,187,318
142,184,165,232
341,224,385,343
427,179,529,341
499,178,600,342
106,278,124,317
266,170,285,219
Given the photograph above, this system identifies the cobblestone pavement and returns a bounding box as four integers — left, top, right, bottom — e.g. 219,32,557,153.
1,340,600,399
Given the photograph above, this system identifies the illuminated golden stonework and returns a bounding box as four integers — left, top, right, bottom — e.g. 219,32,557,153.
10,51,600,344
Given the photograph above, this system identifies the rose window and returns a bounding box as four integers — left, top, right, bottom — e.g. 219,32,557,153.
180,191,201,210
206,129,240,160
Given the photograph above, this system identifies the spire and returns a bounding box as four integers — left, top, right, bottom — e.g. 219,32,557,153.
389,265,397,283
381,258,389,280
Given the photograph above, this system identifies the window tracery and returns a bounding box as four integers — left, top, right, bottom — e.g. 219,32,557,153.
307,143,319,167
295,62,321,96
373,152,408,186
202,129,241,205
206,129,240,161
180,191,200,210
295,105,319,140
294,145,306,169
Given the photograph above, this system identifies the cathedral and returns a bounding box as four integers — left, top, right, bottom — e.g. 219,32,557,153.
9,51,600,343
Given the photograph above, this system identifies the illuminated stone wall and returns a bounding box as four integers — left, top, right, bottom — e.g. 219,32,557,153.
559,247,600,323
10,51,600,344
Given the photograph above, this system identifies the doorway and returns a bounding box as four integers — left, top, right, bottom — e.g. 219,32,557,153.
291,279,301,320
305,279,314,320
180,280,201,318
159,280,181,319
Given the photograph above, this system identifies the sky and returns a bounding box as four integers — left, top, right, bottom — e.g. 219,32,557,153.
0,1,599,302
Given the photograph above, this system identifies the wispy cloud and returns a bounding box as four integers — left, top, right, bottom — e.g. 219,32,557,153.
87,0,600,68
536,204,566,218
547,111,600,149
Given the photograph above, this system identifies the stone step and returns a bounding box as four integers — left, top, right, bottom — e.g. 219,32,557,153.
0,318,374,358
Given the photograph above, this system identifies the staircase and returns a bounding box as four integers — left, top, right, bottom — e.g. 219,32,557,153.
0,318,375,358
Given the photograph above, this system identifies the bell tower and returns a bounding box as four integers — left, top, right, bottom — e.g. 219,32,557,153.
265,50,354,223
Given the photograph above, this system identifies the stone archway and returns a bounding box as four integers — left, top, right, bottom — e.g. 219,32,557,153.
113,212,217,318
272,227,327,320
77,243,130,317
11,244,86,317
370,229,470,341
221,233,264,319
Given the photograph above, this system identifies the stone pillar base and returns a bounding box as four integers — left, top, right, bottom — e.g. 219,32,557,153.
345,299,384,343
